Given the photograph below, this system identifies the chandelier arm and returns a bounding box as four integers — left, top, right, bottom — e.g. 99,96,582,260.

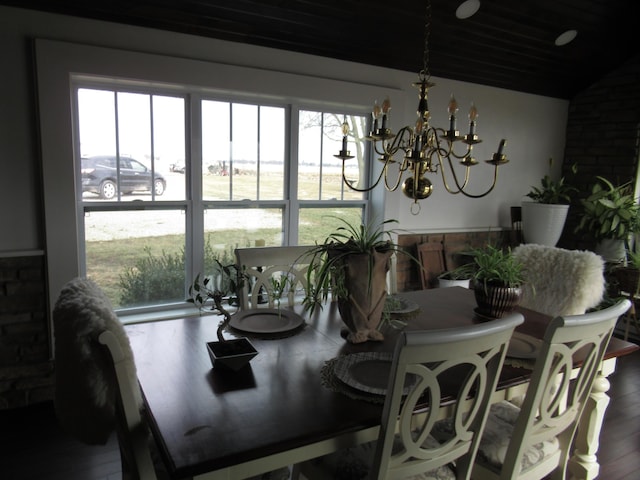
456,165,500,198
434,153,470,194
341,154,398,193
437,154,501,198
382,161,405,192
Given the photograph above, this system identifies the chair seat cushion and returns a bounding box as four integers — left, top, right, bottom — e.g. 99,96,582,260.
433,400,559,474
303,434,456,480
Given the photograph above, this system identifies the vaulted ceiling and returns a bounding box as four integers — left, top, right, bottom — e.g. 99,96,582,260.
3,0,638,99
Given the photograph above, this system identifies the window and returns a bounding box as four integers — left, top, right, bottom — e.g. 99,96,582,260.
37,39,391,321
74,85,369,313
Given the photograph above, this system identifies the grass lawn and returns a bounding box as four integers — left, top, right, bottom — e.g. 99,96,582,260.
87,202,364,307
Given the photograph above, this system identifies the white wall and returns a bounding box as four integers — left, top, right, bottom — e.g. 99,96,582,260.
0,5,568,257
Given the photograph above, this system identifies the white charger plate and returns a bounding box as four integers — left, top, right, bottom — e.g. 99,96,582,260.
229,308,304,334
507,332,542,359
333,352,416,396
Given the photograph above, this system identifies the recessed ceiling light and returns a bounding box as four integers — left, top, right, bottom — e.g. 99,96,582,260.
456,0,481,19
555,29,578,46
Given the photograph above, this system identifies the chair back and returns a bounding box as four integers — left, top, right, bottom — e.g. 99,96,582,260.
53,277,158,480
100,331,158,480
492,299,630,479
512,244,605,316
371,312,524,480
235,245,315,309
417,242,445,289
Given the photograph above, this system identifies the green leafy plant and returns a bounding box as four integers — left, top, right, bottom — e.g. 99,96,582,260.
302,217,412,315
575,176,640,241
525,161,577,204
466,244,525,289
438,263,476,281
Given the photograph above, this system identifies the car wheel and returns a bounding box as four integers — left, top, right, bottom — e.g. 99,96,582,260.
100,180,117,199
154,179,165,196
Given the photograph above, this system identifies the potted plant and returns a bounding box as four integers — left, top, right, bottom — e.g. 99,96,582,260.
521,161,577,246
467,244,525,319
188,262,257,371
303,218,413,344
437,263,475,288
575,176,640,262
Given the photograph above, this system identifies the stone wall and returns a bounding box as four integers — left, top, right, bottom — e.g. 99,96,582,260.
560,54,640,251
0,255,54,409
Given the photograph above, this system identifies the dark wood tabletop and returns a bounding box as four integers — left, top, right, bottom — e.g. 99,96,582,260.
124,287,638,479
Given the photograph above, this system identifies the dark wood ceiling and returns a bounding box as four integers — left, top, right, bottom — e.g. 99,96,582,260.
4,0,639,99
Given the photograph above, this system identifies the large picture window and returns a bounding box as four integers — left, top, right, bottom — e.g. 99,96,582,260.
74,84,369,313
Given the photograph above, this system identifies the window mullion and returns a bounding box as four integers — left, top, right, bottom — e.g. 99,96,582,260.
287,105,299,245
189,94,204,285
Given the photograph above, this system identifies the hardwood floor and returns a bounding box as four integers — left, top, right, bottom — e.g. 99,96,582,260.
1,350,638,480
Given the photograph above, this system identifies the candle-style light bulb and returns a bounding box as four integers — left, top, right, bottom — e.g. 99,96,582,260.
448,94,458,132
372,101,381,131
382,97,391,114
341,121,349,151
448,95,459,115
468,103,478,135
372,101,381,119
381,97,391,130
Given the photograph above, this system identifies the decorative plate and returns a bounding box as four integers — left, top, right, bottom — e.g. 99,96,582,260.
333,352,416,396
384,294,420,316
229,308,305,334
507,332,542,359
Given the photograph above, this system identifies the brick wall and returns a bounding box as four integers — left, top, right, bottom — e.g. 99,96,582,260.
0,255,54,409
560,54,640,250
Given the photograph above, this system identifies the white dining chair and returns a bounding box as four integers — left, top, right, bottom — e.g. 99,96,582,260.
54,277,290,480
235,245,316,309
292,312,524,480
468,299,630,480
512,243,605,317
53,277,163,480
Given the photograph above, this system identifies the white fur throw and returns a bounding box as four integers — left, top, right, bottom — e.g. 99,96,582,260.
512,244,605,317
53,277,141,445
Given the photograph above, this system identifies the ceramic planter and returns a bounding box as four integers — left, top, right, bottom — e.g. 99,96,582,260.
595,238,626,263
437,275,471,289
207,338,258,371
333,248,393,344
521,201,569,246
473,282,522,319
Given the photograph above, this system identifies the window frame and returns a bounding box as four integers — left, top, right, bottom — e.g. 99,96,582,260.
36,39,394,325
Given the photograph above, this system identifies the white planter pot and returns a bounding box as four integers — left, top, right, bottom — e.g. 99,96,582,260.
595,238,626,263
521,202,569,246
437,277,470,289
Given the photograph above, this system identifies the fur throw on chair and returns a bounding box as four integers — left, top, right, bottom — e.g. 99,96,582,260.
512,244,605,317
53,277,141,445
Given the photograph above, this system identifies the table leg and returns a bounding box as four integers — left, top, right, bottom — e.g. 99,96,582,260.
567,359,616,480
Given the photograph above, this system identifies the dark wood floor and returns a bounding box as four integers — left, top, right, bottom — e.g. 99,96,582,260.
1,350,639,480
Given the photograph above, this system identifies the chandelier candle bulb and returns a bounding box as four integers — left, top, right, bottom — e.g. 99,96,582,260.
448,95,458,132
497,139,506,156
468,103,478,135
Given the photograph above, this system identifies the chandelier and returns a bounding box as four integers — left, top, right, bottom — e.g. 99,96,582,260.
335,0,509,214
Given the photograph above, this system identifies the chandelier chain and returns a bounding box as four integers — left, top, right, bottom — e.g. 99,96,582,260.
421,0,432,80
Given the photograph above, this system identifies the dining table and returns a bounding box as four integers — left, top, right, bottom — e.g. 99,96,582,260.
124,287,639,480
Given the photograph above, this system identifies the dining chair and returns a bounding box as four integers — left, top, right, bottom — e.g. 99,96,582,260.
235,245,316,309
53,276,163,480
469,298,631,480
54,277,289,480
292,312,524,480
512,243,605,317
416,241,446,289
